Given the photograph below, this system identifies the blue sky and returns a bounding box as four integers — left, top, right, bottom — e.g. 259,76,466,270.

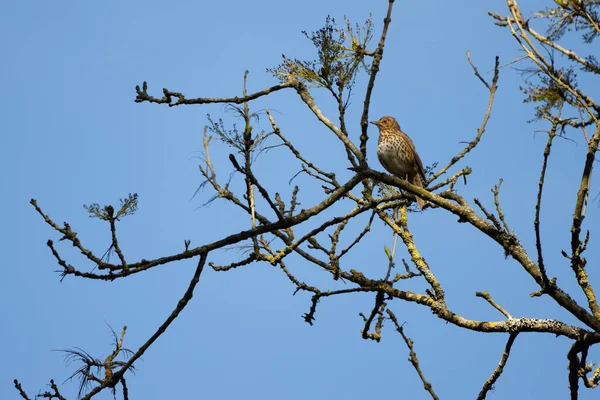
2,1,599,399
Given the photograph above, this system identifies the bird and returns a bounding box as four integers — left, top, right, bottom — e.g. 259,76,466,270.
370,116,427,209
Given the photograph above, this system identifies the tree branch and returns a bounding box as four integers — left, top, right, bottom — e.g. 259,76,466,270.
477,333,518,400
476,291,513,319
387,309,439,400
135,80,297,106
360,0,396,160
81,253,208,400
430,54,499,181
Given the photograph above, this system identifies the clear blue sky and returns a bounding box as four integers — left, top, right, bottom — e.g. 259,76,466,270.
2,1,598,399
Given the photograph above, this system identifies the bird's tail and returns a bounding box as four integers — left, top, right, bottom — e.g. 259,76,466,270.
412,175,427,210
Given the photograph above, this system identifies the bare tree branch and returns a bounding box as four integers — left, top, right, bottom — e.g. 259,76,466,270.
477,333,518,400
430,54,499,181
387,310,439,400
476,291,513,319
13,380,31,400
135,80,298,107
360,0,396,159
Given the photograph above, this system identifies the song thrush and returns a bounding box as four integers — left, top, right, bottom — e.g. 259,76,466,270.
371,116,427,209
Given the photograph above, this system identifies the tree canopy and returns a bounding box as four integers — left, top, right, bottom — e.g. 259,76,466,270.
6,1,600,399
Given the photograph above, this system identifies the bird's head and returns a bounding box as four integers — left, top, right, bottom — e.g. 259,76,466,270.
370,116,400,131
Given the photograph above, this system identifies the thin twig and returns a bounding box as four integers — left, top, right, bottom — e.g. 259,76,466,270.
13,380,31,400
337,211,376,260
294,81,364,163
108,217,127,267
135,80,298,106
38,379,66,400
210,252,257,271
361,291,386,341
477,333,518,400
431,55,499,181
476,291,513,319
31,199,107,267
387,310,439,400
474,198,503,231
534,120,559,288
427,167,472,191
121,376,129,400
492,179,510,233
568,341,582,400
266,109,336,183
384,229,398,282
360,0,396,160
303,287,381,325
391,259,422,282
80,254,208,400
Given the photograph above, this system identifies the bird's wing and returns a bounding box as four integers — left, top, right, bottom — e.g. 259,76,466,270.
402,131,427,183
414,151,426,183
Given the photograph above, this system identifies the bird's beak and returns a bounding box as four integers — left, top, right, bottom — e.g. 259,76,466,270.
370,121,378,126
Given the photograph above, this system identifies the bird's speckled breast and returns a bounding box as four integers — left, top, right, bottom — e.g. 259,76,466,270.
377,136,412,178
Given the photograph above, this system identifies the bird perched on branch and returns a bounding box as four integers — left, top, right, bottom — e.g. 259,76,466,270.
370,116,427,209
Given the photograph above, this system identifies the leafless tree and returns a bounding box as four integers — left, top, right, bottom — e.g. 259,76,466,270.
16,1,600,399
